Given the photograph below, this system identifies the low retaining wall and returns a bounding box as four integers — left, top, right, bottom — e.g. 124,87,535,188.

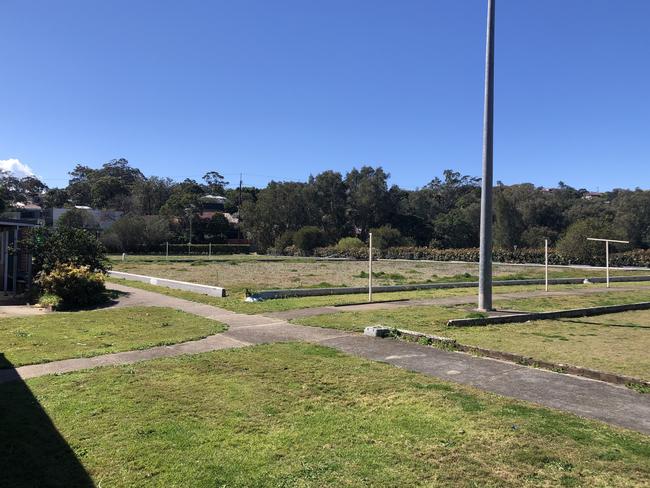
109,271,226,298
447,301,650,327
390,328,650,389
254,275,650,300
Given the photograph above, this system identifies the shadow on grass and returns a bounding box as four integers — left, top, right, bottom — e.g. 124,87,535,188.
0,354,94,487
564,319,650,330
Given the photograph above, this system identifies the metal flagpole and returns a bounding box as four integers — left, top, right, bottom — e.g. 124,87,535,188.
478,0,496,311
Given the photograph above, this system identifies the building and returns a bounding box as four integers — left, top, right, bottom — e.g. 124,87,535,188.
0,218,37,296
44,207,123,230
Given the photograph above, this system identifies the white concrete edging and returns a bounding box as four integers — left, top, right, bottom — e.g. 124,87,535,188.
109,271,226,298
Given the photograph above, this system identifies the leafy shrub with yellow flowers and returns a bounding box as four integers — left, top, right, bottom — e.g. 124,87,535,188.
35,263,107,309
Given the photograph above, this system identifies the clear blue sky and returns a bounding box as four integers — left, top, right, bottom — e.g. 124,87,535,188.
1,0,648,191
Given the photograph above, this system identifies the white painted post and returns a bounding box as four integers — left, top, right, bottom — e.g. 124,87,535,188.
544,239,549,292
209,242,212,258
368,232,373,302
587,238,629,289
166,242,169,260
606,240,610,288
188,241,191,255
121,252,126,262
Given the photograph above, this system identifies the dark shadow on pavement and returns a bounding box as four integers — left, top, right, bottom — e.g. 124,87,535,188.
0,353,95,487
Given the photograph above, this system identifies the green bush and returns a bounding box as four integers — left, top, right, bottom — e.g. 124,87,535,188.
336,237,365,251
36,264,107,309
557,219,628,264
293,226,326,254
25,227,109,275
369,226,403,250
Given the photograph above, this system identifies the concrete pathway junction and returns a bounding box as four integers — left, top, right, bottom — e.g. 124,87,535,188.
1,282,649,435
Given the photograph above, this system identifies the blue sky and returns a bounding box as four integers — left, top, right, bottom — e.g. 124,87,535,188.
1,0,648,191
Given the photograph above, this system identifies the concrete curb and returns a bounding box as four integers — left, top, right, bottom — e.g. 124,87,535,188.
391,328,650,390
108,271,226,298
254,275,650,299
448,301,650,327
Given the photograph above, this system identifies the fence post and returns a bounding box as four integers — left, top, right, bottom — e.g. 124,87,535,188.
368,232,373,302
209,242,212,257
544,239,549,292
166,242,169,260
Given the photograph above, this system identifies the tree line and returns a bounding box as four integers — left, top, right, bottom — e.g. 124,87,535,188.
2,159,649,257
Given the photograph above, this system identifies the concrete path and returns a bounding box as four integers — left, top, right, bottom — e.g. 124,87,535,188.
266,284,650,320
2,282,649,435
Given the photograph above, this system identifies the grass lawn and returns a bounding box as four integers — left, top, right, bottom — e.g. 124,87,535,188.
294,292,650,380
109,253,649,293
107,275,649,314
2,343,649,487
0,307,225,368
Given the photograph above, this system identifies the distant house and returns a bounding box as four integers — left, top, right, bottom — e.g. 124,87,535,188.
2,202,44,225
0,218,37,296
44,207,123,230
582,192,606,200
198,195,239,224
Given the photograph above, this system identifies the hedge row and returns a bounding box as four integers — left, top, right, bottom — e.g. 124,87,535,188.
107,243,251,255
307,246,650,268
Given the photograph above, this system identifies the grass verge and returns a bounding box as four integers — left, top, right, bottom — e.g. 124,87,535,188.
294,292,650,380
2,343,649,487
0,306,225,367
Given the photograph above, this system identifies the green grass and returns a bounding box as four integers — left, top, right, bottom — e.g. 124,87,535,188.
2,343,649,487
0,307,225,367
106,275,647,314
294,292,650,380
110,253,650,294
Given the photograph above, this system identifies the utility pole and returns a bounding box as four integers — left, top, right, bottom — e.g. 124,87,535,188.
478,0,496,311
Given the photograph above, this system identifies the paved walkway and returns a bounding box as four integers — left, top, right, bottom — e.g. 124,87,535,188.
2,282,649,435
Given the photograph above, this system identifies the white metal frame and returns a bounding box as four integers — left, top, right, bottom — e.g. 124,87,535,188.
586,237,629,288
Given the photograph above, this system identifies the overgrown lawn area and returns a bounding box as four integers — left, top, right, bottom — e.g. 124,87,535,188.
2,343,648,487
109,254,648,293
0,307,225,367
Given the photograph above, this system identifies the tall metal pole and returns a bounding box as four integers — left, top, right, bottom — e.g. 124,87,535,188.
478,0,496,311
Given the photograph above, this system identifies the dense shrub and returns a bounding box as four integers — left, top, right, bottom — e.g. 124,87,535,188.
336,237,365,251
310,245,650,268
293,226,326,254
557,219,628,264
101,214,171,252
36,264,106,309
369,225,403,250
25,227,109,275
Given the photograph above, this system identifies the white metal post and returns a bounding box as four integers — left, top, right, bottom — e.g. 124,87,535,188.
166,242,169,260
368,232,373,302
587,238,629,289
209,242,212,258
606,241,610,288
544,239,549,292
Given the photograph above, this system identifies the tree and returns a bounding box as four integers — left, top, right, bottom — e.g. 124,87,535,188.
345,166,392,236
202,171,229,195
203,213,231,243
494,191,524,249
57,208,100,230
25,227,109,275
557,218,625,264
43,188,70,207
293,226,326,254
369,225,404,250
310,170,349,238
